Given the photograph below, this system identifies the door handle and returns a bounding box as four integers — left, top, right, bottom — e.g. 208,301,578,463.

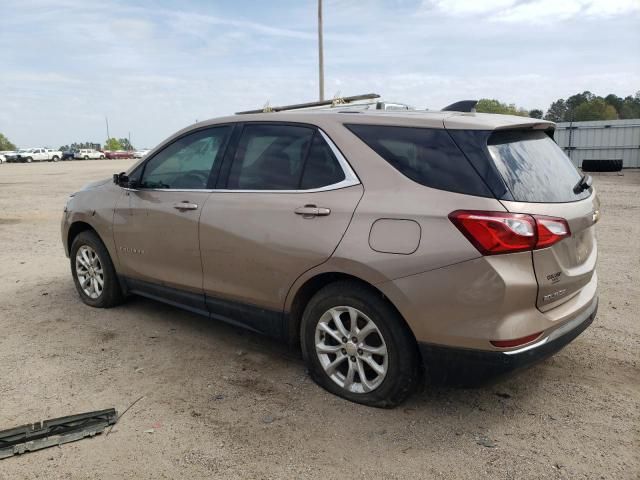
173,201,198,211
294,205,331,217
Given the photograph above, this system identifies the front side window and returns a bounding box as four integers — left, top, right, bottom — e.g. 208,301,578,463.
140,126,230,189
226,124,347,190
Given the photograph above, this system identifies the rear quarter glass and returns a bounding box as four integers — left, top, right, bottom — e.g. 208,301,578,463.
345,124,492,198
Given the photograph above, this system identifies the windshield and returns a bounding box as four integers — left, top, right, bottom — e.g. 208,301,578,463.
487,130,591,203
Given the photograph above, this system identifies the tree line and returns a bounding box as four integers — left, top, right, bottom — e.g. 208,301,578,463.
58,138,135,152
476,90,640,121
1,134,138,152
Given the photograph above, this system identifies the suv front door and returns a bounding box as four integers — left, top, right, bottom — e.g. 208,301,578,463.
113,126,231,313
199,123,363,336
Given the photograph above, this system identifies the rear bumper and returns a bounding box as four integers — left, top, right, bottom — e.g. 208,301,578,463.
418,297,598,386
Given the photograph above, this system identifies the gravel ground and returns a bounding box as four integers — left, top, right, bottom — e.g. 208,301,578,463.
0,160,638,479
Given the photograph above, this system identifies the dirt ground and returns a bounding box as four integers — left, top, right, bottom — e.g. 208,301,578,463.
0,160,638,479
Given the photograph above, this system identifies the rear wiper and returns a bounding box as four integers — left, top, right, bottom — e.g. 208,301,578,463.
573,174,592,194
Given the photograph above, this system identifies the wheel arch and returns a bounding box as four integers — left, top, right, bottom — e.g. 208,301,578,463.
67,221,99,254
285,271,418,353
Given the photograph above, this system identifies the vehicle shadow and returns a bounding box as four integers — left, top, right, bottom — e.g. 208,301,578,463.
119,294,550,416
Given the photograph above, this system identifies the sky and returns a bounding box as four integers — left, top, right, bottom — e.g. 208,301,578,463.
1,0,639,149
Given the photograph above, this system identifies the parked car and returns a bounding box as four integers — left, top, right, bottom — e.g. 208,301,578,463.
6,149,31,162
62,150,76,161
0,150,14,163
62,108,599,407
105,150,133,159
10,148,62,162
5,150,24,162
133,149,150,159
74,149,105,160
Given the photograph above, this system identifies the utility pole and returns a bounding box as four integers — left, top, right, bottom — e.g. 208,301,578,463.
105,116,110,141
318,0,324,101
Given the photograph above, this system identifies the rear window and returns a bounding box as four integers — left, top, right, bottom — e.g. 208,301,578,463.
487,130,590,203
345,124,491,197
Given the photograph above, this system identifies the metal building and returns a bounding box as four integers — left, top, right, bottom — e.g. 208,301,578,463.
554,119,640,168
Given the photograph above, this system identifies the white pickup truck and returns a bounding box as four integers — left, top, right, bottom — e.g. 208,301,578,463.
16,148,63,163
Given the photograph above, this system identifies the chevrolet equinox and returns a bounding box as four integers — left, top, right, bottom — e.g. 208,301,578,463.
62,109,599,407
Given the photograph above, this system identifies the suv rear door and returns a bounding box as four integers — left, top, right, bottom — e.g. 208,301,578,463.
199,123,363,336
484,129,598,311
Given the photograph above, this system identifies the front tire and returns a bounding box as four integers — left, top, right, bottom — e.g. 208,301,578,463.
70,231,123,308
52,156,59,162
301,281,419,408
26,157,32,163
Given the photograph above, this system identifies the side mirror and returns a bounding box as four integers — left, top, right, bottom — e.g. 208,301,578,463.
113,172,137,189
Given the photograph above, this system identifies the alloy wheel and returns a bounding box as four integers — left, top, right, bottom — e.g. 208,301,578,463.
314,306,388,394
75,245,104,299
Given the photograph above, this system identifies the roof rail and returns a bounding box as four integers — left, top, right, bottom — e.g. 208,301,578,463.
441,100,478,113
236,93,381,114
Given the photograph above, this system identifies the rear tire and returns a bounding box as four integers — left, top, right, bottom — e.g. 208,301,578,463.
26,157,32,163
84,155,89,160
52,156,59,162
301,281,419,408
70,231,124,308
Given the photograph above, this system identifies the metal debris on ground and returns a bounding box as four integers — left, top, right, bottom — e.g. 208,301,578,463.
0,409,117,459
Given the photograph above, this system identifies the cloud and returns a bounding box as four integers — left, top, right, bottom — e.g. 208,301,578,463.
423,0,640,22
1,0,638,148
495,0,640,23
426,0,517,15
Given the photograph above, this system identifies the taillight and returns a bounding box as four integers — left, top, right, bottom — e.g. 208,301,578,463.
535,215,571,248
449,210,571,255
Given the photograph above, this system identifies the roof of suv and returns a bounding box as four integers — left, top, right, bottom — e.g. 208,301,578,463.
197,109,555,132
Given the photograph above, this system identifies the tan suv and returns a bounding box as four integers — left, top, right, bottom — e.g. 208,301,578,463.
62,108,599,407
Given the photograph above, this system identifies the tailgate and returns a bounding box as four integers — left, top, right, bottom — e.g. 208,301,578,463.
501,195,599,311
482,128,599,312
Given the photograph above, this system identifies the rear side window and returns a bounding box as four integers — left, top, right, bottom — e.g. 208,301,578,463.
487,130,590,203
227,124,346,190
300,133,345,189
345,124,491,197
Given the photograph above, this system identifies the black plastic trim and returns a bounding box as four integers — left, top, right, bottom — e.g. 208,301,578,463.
121,276,285,339
418,300,597,386
205,295,284,339
124,277,209,317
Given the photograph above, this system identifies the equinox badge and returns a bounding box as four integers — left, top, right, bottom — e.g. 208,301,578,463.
543,289,567,302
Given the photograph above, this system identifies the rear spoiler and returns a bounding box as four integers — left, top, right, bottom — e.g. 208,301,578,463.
441,100,478,113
